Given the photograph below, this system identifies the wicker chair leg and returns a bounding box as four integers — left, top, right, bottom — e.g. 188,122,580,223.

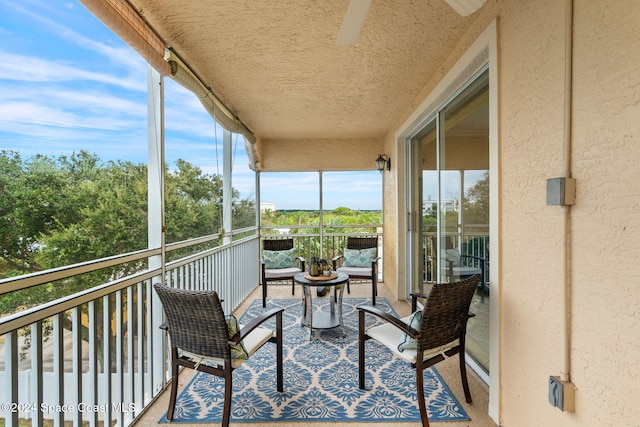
291,278,295,295
222,368,233,427
372,264,379,305
276,311,284,392
459,341,473,403
415,360,430,427
166,349,179,420
358,310,366,389
262,281,267,307
372,278,377,306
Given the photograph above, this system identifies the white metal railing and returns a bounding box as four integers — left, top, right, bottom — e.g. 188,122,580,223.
0,232,259,427
164,235,259,313
423,230,490,282
0,224,383,426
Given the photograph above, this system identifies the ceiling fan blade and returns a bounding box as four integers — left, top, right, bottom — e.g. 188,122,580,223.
336,0,372,46
443,0,487,17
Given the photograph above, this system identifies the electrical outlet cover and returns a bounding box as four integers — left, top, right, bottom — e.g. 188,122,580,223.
549,376,564,410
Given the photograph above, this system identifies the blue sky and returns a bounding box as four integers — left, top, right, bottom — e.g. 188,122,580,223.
0,0,383,210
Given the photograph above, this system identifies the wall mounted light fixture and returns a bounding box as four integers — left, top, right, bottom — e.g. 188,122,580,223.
375,154,391,173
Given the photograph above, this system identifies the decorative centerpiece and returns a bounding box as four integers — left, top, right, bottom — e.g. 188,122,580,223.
306,257,335,280
322,264,332,276
309,257,331,276
308,257,321,276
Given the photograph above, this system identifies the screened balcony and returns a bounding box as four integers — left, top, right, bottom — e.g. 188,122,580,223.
4,0,637,425
1,0,496,425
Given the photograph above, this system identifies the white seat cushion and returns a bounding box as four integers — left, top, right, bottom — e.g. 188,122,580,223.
367,315,458,364
336,266,372,277
265,267,301,279
181,326,274,369
239,326,274,358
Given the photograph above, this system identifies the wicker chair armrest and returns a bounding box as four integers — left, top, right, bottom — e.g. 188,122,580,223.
332,254,344,270
357,304,420,338
409,292,431,312
409,292,430,300
236,307,284,342
159,322,168,331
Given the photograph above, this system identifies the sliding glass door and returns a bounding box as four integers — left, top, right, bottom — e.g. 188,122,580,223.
409,69,490,374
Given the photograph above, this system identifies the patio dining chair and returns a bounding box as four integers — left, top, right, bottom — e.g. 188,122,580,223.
357,274,481,427
154,284,284,427
332,236,380,305
261,238,306,307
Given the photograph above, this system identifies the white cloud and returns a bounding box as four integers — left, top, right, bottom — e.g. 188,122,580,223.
0,0,252,181
0,49,144,91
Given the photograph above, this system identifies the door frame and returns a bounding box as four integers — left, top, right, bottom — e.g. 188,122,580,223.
395,20,499,422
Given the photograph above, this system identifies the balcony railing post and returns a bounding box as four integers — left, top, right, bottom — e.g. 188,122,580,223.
102,294,113,427
52,314,64,427
3,331,18,427
30,321,43,427
72,306,83,426
88,300,99,427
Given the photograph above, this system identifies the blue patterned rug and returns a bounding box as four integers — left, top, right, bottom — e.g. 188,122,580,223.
159,297,469,423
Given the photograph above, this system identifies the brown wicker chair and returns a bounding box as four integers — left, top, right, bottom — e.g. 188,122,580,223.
154,284,283,427
357,274,480,427
332,236,379,304
261,238,305,307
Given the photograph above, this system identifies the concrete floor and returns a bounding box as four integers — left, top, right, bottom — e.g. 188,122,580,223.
133,280,497,427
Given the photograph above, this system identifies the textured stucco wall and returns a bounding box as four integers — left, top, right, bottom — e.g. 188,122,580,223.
569,1,640,425
391,0,640,425
498,0,571,425
498,1,640,425
258,137,383,171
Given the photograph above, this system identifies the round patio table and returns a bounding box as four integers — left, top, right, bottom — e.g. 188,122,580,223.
294,271,349,340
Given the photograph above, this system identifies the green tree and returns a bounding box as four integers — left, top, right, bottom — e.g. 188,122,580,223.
0,150,256,288
165,159,223,243
0,151,76,275
0,150,257,366
464,171,489,227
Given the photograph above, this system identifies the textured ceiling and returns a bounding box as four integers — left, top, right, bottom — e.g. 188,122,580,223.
129,0,475,140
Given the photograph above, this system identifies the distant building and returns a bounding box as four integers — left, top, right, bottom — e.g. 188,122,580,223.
260,202,276,212
423,198,458,215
